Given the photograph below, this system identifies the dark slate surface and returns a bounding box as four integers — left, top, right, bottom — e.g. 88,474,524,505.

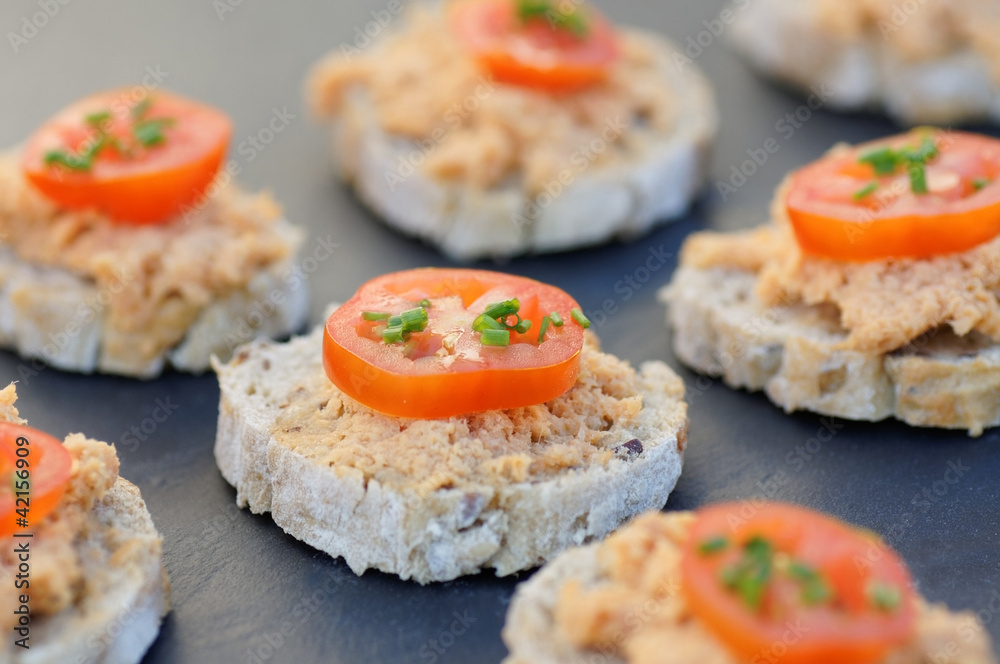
2,1,999,662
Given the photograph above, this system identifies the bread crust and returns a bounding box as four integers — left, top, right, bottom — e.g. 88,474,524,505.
213,322,688,583
728,0,1000,125
660,266,1000,436
0,221,308,378
324,29,716,261
2,478,170,664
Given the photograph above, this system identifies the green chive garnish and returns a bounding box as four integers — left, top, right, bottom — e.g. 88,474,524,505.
362,311,391,321
399,307,428,333
131,97,153,119
853,182,878,201
719,536,773,612
85,110,111,126
387,315,403,329
909,162,928,194
473,314,505,332
484,299,520,320
698,536,728,556
44,151,90,171
419,299,432,308
973,178,991,192
859,147,902,176
517,0,589,36
787,561,833,605
481,329,510,347
515,319,532,334
550,311,564,327
134,118,174,147
869,582,902,612
571,308,590,329
381,327,405,344
537,315,551,343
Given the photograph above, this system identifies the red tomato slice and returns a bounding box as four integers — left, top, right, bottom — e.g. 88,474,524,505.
21,88,232,225
786,130,1000,261
451,0,620,93
681,502,917,664
323,268,586,419
0,423,73,538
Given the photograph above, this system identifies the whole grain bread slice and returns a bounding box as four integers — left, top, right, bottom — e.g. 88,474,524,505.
5,479,171,664
728,0,1000,125
0,386,170,664
213,321,688,583
660,266,1000,436
315,30,716,261
501,511,998,664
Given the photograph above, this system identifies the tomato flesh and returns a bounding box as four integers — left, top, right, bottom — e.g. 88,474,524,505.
451,0,621,93
21,88,232,224
682,502,917,664
1,423,73,538
786,131,1000,261
323,268,585,419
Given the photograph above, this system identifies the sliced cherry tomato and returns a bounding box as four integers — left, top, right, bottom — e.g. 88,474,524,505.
21,88,232,225
681,502,917,664
451,0,620,93
323,268,586,419
786,130,1000,261
1,423,73,539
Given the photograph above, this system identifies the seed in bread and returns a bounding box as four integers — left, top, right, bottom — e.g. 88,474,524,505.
213,322,687,583
307,4,717,260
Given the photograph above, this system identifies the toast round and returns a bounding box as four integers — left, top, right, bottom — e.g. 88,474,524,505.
3,478,170,664
213,320,688,583
728,0,1000,125
660,266,1000,436
320,30,716,261
501,511,998,664
0,223,308,379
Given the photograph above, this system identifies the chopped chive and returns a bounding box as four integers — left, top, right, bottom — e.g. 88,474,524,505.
387,315,403,328
419,298,432,308
859,147,902,176
131,97,153,119
718,536,773,612
362,311,391,321
85,110,111,126
399,307,429,333
869,582,902,612
853,182,878,201
802,578,834,605
44,150,90,171
133,118,174,147
484,299,520,320
381,327,405,344
903,135,938,164
698,536,728,556
473,314,505,332
515,319,532,334
480,328,510,347
972,177,991,191
550,311,564,327
537,315,551,343
909,161,928,194
787,561,818,581
570,308,590,329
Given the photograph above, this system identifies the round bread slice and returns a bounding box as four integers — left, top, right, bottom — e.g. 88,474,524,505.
318,32,716,261
728,0,1000,125
501,511,998,664
660,266,1000,436
0,151,309,379
2,478,169,664
213,319,688,583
